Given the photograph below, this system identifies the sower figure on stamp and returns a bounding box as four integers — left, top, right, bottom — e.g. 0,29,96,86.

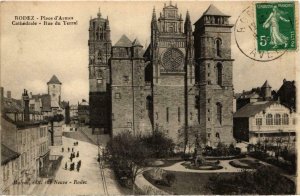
263,5,290,48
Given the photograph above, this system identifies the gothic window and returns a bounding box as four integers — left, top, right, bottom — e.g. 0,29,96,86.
274,114,281,125
97,50,102,61
266,114,273,125
97,70,103,78
96,32,99,40
162,48,184,71
216,102,222,124
216,63,222,86
282,113,289,125
216,38,222,57
216,132,220,138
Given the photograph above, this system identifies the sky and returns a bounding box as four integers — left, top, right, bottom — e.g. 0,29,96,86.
1,1,298,104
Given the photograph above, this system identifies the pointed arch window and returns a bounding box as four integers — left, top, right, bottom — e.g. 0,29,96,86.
216,63,223,86
216,38,222,57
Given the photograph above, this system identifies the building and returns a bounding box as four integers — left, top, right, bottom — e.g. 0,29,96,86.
1,144,20,195
1,89,49,194
78,99,89,125
274,79,296,111
69,104,79,124
235,80,275,111
47,75,64,115
89,3,235,147
233,101,296,149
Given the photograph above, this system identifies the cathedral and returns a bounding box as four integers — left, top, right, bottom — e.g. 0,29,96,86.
89,2,235,147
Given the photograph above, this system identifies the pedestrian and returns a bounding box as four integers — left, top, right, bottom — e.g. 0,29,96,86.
65,162,68,170
70,163,74,171
76,162,81,172
62,147,64,152
72,148,74,152
70,155,73,162
76,151,79,157
68,147,70,152
72,152,75,158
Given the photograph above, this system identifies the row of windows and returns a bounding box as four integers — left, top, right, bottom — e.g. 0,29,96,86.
256,113,290,126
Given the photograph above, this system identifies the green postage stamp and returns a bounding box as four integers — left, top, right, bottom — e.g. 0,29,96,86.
256,2,296,51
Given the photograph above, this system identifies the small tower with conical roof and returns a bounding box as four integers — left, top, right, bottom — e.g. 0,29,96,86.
47,75,62,107
261,80,272,100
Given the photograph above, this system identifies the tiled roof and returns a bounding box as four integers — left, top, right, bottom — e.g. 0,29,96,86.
114,35,132,47
47,75,62,85
203,4,229,16
1,144,20,165
234,101,276,118
2,97,23,113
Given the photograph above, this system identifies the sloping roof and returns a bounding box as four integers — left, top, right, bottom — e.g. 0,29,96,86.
114,34,132,47
2,97,23,113
41,94,51,112
1,144,20,165
234,101,276,118
47,75,62,85
203,4,229,16
262,80,271,88
132,38,142,47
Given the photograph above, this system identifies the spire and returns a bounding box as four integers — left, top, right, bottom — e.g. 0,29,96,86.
184,10,192,33
97,7,101,18
106,16,110,30
151,7,158,30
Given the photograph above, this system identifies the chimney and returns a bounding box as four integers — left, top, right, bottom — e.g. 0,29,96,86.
7,91,11,99
22,89,30,122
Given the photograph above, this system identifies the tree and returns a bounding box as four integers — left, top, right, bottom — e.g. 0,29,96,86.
105,131,150,191
177,125,199,154
142,130,175,158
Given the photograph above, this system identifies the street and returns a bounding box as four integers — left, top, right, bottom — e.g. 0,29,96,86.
30,129,127,195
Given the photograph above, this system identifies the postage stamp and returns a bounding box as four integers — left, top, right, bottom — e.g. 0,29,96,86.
256,2,296,51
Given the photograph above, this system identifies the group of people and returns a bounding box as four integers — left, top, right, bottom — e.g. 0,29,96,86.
65,160,81,172
69,151,80,162
62,141,82,172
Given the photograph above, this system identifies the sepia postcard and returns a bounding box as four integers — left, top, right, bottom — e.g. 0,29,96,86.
0,0,299,195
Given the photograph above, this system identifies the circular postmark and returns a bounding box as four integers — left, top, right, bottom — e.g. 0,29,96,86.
234,6,286,62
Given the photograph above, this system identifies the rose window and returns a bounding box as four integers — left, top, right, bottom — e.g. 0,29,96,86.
162,48,184,71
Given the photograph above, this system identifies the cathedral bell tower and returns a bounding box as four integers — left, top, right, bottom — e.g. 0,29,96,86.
88,9,112,133
194,5,235,147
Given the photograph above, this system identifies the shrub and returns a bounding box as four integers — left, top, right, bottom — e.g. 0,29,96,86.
164,173,176,186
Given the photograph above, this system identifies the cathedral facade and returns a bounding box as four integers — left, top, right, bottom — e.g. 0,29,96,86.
89,3,235,147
